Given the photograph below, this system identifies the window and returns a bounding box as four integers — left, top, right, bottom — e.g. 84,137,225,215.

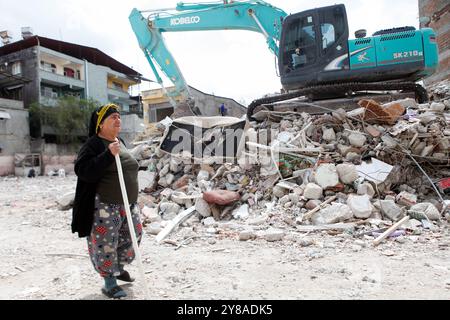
318,5,347,55
64,67,75,78
282,15,317,70
321,23,335,50
12,61,21,75
41,86,58,98
112,81,123,90
40,61,56,73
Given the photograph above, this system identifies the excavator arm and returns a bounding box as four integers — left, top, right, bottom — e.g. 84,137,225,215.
129,1,287,107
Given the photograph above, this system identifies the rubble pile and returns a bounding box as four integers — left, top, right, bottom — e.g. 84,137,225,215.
133,81,450,245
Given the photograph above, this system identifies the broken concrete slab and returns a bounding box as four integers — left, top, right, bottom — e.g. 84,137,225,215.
311,203,352,225
355,158,393,185
379,200,405,221
409,203,441,221
396,191,417,208
195,197,212,218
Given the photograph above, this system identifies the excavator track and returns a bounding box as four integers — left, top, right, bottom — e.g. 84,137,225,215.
247,81,428,120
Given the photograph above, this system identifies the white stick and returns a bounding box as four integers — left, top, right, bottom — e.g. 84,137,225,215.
115,154,150,300
372,216,409,246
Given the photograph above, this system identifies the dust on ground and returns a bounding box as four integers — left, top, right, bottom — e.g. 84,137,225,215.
1,176,449,300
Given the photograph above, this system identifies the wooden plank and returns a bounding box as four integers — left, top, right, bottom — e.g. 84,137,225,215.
155,206,196,243
302,196,337,221
372,216,409,246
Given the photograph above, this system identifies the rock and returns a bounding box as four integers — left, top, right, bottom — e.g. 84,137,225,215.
410,203,441,221
195,198,212,218
279,195,290,205
169,159,181,173
159,202,181,218
197,170,210,181
56,191,75,210
305,200,322,210
304,183,323,200
311,203,352,225
298,239,314,247
261,228,285,242
322,128,336,142
160,163,170,176
379,200,404,221
273,185,287,198
147,222,162,235
336,163,359,184
346,152,360,162
357,182,375,198
141,206,161,223
239,230,256,241
365,125,381,138
289,193,300,205
246,215,268,225
232,204,249,220
172,175,190,190
315,164,339,189
337,144,352,156
430,102,445,112
348,132,367,147
202,217,216,227
396,191,417,208
138,171,157,191
347,194,372,218
203,190,240,205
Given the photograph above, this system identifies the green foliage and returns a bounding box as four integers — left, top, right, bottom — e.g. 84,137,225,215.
28,102,43,138
32,96,99,144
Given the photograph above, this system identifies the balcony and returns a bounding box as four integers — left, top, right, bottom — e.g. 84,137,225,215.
40,96,58,107
40,70,85,90
107,86,130,99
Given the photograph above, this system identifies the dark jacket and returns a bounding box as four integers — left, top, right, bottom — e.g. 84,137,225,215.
71,135,115,237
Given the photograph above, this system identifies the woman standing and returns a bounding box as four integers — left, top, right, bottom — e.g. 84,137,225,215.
71,104,142,299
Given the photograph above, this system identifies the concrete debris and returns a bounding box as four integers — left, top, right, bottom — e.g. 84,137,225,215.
347,194,373,219
315,164,339,189
311,203,352,225
129,80,449,247
56,191,75,211
304,183,323,200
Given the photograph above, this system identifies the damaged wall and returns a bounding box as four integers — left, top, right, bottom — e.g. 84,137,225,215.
419,0,450,84
0,98,30,176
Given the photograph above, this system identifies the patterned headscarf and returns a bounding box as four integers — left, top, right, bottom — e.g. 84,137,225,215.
88,104,120,137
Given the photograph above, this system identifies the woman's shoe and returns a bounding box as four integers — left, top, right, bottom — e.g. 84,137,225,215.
117,270,135,283
101,285,127,299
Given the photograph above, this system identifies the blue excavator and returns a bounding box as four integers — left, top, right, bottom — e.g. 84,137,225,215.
129,1,439,120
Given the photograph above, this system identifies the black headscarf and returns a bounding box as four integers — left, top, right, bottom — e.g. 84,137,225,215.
88,104,120,137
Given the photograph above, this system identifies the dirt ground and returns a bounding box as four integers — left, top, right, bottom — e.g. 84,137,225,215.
1,175,449,300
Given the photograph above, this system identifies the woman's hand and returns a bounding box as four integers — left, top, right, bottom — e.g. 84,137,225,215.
108,138,120,156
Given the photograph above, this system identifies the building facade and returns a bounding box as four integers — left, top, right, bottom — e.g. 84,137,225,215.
0,36,144,175
419,0,450,84
0,36,141,113
0,97,30,175
142,86,247,123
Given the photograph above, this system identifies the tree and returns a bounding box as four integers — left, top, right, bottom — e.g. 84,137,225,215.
30,96,99,144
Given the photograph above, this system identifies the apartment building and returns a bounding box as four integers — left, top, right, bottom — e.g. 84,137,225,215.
419,0,450,84
142,86,246,123
0,35,141,115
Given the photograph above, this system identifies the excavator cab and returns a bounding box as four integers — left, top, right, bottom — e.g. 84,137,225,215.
279,4,349,90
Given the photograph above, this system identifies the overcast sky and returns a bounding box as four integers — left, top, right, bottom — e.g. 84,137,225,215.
1,0,420,105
